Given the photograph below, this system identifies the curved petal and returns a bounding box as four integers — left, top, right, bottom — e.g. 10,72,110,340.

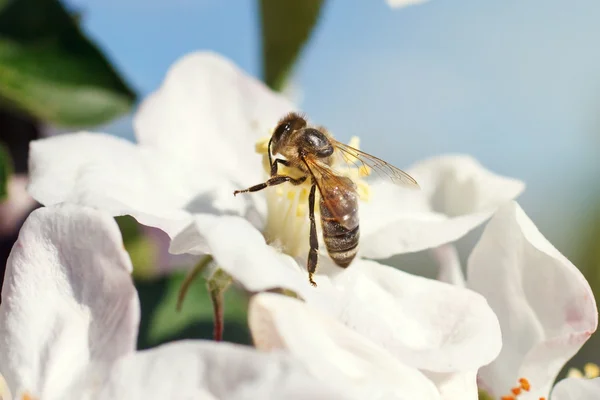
552,378,600,400
29,52,296,238
423,371,478,400
249,293,441,400
169,214,314,297
134,51,295,186
360,155,524,258
28,132,258,238
0,205,139,400
68,341,354,400
467,202,598,399
311,259,501,373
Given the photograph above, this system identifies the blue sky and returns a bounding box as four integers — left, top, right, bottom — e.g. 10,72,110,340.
66,0,600,255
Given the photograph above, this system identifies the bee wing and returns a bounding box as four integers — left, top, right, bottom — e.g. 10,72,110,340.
332,139,420,189
303,156,359,230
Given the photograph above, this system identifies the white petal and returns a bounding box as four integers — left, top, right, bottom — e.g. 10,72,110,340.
360,155,524,259
315,260,501,373
387,0,430,8
28,132,259,238
134,51,295,186
29,133,192,236
170,214,314,296
249,293,441,400
551,378,600,400
423,371,478,400
69,341,354,400
467,202,598,399
0,205,139,400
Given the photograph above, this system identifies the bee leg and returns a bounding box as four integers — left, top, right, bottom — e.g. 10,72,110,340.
307,184,318,287
233,175,306,195
270,158,291,176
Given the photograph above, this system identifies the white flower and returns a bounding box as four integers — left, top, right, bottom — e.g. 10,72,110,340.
25,52,519,397
27,51,524,296
0,205,363,400
437,201,598,400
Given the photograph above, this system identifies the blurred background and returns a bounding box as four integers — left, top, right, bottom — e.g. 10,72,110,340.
0,0,599,379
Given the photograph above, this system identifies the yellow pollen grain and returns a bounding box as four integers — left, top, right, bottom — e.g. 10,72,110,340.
584,363,600,379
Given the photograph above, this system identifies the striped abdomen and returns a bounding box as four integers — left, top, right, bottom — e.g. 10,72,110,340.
319,187,360,268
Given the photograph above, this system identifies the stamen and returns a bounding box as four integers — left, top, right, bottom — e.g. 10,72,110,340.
255,134,371,258
500,377,545,400
519,378,530,391
567,367,584,378
566,362,599,380
584,362,600,379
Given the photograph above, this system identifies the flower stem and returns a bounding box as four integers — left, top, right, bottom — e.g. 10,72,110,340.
206,268,233,342
176,255,213,312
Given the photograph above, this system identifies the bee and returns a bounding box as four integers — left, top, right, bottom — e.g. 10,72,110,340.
233,112,420,286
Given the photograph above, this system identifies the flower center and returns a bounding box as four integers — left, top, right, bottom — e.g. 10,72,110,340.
255,136,371,258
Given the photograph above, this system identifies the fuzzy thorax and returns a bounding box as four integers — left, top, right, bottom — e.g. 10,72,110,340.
255,136,371,258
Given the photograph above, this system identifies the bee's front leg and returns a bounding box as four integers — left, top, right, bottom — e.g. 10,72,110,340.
233,175,306,195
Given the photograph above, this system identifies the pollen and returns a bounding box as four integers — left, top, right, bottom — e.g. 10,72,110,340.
519,378,530,391
500,377,546,400
584,362,600,378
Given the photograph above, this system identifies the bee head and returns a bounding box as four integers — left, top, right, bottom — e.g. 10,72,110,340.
270,112,307,155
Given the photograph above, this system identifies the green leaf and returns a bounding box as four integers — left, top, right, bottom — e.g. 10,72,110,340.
0,0,136,127
136,271,251,349
115,216,158,279
259,0,326,91
0,141,11,200
477,389,494,400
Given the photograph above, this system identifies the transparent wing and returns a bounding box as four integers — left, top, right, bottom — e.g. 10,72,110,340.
332,139,420,189
303,156,359,229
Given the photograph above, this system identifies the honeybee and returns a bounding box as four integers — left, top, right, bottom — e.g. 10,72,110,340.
234,112,420,286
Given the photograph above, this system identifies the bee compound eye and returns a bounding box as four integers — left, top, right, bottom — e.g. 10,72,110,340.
273,122,291,140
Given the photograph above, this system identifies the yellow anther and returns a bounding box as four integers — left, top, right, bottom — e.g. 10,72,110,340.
255,137,270,154
356,181,371,202
567,367,584,379
584,363,600,379
348,136,361,149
